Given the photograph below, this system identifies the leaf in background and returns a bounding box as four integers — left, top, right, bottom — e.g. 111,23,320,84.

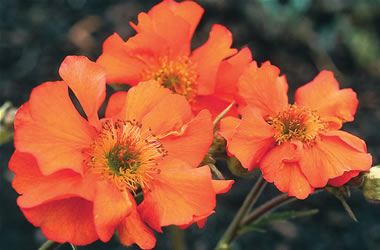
239,209,319,234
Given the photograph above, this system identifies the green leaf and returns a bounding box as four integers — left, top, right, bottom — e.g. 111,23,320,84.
239,209,319,234
241,227,267,233
70,243,77,250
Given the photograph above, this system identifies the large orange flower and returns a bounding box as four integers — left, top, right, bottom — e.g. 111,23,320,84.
220,62,372,199
9,56,233,248
96,0,252,117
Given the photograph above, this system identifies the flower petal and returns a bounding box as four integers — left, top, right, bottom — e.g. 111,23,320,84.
115,81,172,122
118,195,156,249
329,170,360,187
191,24,237,95
96,33,146,85
214,47,253,102
93,181,132,242
142,94,192,136
14,82,96,175
178,211,214,230
238,61,288,116
176,180,234,230
323,130,368,153
274,163,313,200
9,151,42,194
212,180,234,194
261,143,313,199
163,176,233,231
300,132,372,188
192,95,239,119
138,161,216,232
16,170,93,209
161,0,204,40
295,71,358,128
12,152,96,208
20,197,98,246
105,91,128,118
219,116,241,142
124,26,169,58
59,56,106,125
222,108,275,170
129,3,191,57
159,109,213,168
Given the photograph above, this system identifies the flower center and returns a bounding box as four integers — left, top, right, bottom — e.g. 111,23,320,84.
87,120,167,193
267,105,325,145
141,56,198,102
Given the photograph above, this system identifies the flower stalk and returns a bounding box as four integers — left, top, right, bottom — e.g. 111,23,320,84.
213,102,235,131
215,175,267,249
38,240,61,250
241,194,295,228
169,226,186,250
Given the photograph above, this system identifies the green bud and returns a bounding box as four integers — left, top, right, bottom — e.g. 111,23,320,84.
362,166,380,203
0,102,16,145
227,157,257,178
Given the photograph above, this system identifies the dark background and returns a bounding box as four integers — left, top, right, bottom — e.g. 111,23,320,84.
1,0,380,249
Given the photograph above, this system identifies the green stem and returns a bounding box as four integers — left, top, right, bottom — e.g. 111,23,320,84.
213,102,235,131
169,226,186,250
215,175,267,250
208,163,225,180
240,189,324,236
241,194,295,227
38,240,61,250
335,193,358,222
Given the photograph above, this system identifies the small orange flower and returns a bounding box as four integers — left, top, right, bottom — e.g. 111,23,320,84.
9,56,233,248
220,62,372,199
96,0,252,117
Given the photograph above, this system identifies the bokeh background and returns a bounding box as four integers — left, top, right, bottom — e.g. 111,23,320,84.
1,0,380,249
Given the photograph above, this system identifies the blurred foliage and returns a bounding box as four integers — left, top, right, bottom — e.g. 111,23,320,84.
226,0,380,79
239,209,319,234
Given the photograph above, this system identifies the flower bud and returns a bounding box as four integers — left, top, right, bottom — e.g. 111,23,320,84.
0,102,16,145
227,157,257,178
362,166,380,203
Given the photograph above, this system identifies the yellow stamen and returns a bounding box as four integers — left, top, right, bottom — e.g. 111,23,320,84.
268,105,325,145
141,56,198,102
86,120,167,193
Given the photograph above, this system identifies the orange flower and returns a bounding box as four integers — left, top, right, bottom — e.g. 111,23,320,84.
220,62,372,199
96,0,252,118
10,56,233,248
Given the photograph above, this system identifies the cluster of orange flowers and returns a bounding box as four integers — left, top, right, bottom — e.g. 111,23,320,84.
9,0,372,249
